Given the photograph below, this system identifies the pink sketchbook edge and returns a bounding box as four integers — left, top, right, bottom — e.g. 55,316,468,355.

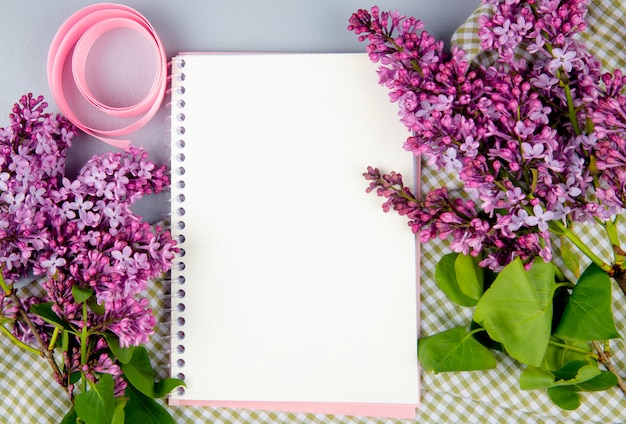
168,399,417,419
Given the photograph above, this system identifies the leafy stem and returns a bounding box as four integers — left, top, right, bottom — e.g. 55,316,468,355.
0,323,40,355
48,327,61,351
80,301,89,393
558,69,582,136
8,290,64,387
0,270,11,296
80,302,88,366
541,36,582,136
553,266,568,284
547,339,598,359
550,220,612,274
592,340,626,396
371,174,420,204
604,217,625,266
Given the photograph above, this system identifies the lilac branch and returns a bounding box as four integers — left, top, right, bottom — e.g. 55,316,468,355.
9,290,64,387
592,341,626,396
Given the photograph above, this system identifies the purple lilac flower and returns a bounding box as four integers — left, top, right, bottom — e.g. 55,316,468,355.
103,297,157,348
589,69,626,213
350,1,626,271
0,94,177,392
478,0,587,58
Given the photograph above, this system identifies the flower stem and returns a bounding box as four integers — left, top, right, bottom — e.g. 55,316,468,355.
9,290,64,386
605,218,625,266
592,341,626,396
548,339,598,359
543,39,582,136
80,303,88,366
551,220,612,273
375,176,419,203
48,327,61,351
80,301,89,393
0,271,11,296
0,324,40,355
560,72,582,135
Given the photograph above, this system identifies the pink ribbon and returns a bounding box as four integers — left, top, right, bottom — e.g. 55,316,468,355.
47,3,167,149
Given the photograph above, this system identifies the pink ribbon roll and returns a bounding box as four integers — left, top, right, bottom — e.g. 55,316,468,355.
48,3,167,149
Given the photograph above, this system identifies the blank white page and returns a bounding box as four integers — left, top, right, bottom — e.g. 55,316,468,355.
169,53,418,412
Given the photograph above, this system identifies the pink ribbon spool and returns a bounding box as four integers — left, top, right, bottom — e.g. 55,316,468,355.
47,3,167,149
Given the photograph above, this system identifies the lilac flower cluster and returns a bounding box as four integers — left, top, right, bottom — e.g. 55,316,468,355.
349,1,626,271
0,94,175,394
591,69,626,214
479,0,588,59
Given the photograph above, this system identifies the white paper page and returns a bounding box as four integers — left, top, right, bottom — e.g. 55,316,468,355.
170,53,418,406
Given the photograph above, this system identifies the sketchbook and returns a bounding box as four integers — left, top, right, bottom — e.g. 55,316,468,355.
168,52,419,419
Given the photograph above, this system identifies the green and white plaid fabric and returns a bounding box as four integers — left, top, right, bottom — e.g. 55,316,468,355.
3,1,626,422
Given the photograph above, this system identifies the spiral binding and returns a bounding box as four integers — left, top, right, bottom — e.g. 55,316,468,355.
170,57,188,395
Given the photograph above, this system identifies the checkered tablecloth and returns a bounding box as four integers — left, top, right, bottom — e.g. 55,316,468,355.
2,1,626,422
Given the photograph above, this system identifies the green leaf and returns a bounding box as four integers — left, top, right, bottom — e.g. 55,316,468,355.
124,384,177,424
544,336,594,372
454,253,484,301
60,408,78,424
62,328,70,352
547,386,580,410
552,360,597,380
418,326,496,373
105,333,135,364
70,371,82,385
473,258,557,367
556,363,601,386
112,397,126,424
555,263,620,340
121,347,156,397
519,365,556,390
30,302,73,331
521,360,601,391
121,346,184,398
72,285,94,304
470,320,503,352
551,286,570,333
153,377,187,398
88,297,106,315
435,253,479,307
575,370,618,391
74,373,115,424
